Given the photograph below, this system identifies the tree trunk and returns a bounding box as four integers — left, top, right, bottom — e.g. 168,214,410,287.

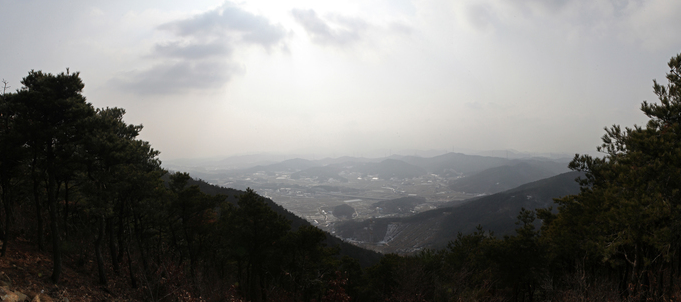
47,163,62,283
126,243,137,289
117,200,125,263
30,150,45,251
658,266,664,299
247,262,255,301
671,248,678,298
33,177,44,251
63,180,69,240
168,221,182,265
108,217,120,274
629,244,641,296
182,222,196,283
95,215,108,286
1,177,12,257
260,271,267,302
133,213,150,277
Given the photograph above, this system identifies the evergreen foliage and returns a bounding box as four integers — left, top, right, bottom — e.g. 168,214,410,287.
0,70,358,301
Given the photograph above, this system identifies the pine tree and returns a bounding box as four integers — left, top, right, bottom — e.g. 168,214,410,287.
14,70,95,283
543,53,681,298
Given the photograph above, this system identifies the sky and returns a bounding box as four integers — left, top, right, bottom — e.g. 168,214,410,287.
2,0,680,161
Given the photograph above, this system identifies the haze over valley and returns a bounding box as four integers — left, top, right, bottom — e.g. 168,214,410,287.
164,150,574,252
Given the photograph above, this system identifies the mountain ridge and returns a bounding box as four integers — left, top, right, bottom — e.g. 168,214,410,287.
334,171,583,254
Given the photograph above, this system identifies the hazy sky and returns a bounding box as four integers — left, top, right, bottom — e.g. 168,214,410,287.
2,0,680,160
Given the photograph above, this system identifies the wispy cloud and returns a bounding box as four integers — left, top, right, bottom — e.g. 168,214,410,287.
158,3,286,49
455,0,681,50
116,61,243,96
152,41,233,59
291,9,369,47
117,2,287,95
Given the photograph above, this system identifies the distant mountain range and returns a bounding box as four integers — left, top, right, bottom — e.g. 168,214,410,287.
344,159,428,179
164,149,575,171
333,171,583,254
243,158,320,173
241,157,430,180
170,152,570,183
288,158,429,182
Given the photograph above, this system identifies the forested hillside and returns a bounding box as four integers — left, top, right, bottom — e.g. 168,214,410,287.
334,171,582,254
448,161,569,194
185,177,381,267
0,71,378,301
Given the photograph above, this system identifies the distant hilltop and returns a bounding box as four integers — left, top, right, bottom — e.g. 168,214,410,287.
163,149,574,173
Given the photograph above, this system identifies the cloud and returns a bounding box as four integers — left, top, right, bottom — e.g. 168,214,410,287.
451,0,681,52
291,9,368,47
465,3,496,31
117,1,286,95
158,3,286,49
153,41,233,59
508,0,571,15
115,61,244,96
